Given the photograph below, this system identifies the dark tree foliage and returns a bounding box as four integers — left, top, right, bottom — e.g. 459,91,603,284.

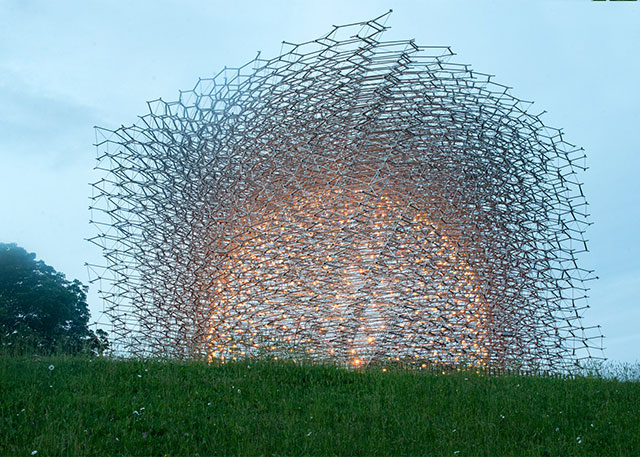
0,243,107,354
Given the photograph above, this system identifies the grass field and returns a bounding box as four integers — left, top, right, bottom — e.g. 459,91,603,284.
1,355,638,456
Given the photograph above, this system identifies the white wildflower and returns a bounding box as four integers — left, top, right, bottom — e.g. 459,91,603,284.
31,451,37,455
48,365,55,371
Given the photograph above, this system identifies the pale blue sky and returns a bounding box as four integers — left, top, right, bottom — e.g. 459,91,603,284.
0,0,638,362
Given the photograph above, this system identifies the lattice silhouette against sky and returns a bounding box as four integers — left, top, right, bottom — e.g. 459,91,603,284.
90,12,604,371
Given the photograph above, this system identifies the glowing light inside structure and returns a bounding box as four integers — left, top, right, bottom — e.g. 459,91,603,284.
90,12,603,372
206,186,490,366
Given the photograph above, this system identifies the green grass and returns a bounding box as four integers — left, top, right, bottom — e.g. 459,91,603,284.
1,355,638,456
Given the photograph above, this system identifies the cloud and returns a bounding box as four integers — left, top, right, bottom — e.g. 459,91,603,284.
0,83,99,164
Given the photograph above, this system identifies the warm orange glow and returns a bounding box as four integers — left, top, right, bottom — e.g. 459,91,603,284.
205,186,490,367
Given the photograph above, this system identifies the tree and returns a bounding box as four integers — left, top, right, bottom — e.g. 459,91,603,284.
0,242,107,353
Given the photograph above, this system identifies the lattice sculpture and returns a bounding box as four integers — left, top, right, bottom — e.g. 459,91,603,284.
90,12,604,372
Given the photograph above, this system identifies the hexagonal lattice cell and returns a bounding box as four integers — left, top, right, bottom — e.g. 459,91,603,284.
90,12,603,372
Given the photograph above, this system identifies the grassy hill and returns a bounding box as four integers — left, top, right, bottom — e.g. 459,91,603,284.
1,355,638,456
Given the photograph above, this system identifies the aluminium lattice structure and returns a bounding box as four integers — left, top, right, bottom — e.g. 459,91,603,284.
89,12,603,372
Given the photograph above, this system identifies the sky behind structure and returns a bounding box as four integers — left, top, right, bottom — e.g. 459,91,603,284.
0,0,638,362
